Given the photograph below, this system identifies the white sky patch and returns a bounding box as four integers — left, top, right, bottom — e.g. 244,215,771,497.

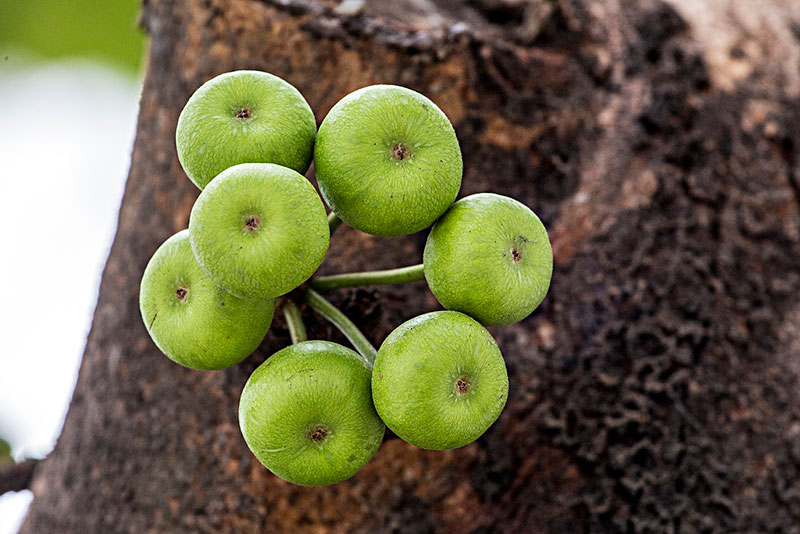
0,492,33,534
0,59,141,533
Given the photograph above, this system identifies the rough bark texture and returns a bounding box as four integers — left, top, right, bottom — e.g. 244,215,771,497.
20,0,800,532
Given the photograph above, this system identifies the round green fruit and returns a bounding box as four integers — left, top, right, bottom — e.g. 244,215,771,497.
372,311,508,450
139,230,274,370
314,84,462,237
423,193,553,326
239,341,385,486
189,163,329,299
176,70,316,190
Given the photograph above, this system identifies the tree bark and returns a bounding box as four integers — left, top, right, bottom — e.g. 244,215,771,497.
20,0,800,532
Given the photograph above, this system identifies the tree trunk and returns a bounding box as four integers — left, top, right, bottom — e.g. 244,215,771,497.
20,0,800,532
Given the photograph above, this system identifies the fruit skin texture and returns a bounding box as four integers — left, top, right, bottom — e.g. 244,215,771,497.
314,84,462,237
139,230,274,370
176,70,316,190
189,163,329,299
239,341,385,486
372,311,508,450
423,193,553,326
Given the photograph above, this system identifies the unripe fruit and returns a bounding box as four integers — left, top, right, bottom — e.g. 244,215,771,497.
423,193,553,326
314,85,462,236
139,230,274,370
176,70,316,190
239,341,385,486
372,311,508,450
189,163,329,299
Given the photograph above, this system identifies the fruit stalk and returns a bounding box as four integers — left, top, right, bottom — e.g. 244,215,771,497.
311,264,424,291
304,289,377,365
328,212,343,235
282,299,307,344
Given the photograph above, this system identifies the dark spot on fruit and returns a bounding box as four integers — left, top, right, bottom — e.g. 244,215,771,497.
439,160,443,163
235,107,252,120
237,269,243,274
220,301,225,306
245,215,260,232
309,426,328,442
518,235,530,242
175,286,188,302
422,103,429,110
287,368,315,381
392,143,410,161
455,377,470,395
148,313,158,330
378,373,383,379
511,248,522,262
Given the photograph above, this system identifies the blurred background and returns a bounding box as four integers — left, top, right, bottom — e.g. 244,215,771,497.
0,1,145,531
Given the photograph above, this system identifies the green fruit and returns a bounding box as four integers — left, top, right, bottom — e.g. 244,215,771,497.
314,85,462,237
0,438,11,465
239,341,385,486
189,163,329,299
423,193,553,326
139,230,274,370
372,311,508,450
176,70,317,190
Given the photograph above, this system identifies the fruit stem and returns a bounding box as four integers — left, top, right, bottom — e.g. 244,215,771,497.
282,299,307,344
304,289,377,366
311,264,425,291
328,212,343,235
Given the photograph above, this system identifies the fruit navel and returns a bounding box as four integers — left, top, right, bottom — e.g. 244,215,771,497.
455,377,470,395
175,286,188,302
308,426,328,443
244,215,260,232
392,143,410,161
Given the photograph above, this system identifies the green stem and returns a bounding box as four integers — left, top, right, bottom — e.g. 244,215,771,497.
311,263,425,291
282,299,307,344
328,212,343,235
304,289,377,366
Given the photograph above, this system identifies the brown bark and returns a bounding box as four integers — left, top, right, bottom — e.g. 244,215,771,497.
20,0,800,532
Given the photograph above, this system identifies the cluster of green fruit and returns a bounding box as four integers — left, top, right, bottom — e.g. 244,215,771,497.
139,70,553,486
